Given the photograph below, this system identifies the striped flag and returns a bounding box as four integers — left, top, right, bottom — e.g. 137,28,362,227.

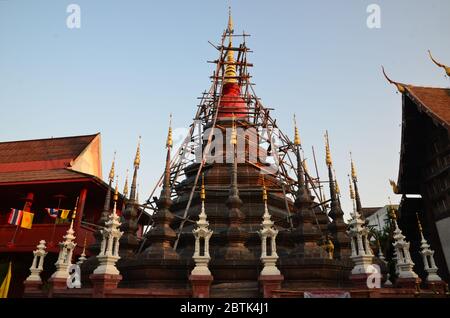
7,209,23,226
45,208,59,219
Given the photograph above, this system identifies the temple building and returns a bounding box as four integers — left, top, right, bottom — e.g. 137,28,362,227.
0,134,148,297
383,53,450,282
1,11,448,298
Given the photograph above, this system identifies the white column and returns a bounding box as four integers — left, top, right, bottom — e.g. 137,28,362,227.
26,240,48,282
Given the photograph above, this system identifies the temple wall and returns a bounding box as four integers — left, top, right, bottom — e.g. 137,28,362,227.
435,217,450,274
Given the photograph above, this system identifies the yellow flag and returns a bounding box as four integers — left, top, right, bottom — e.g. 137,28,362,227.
60,209,70,219
0,262,12,298
20,211,34,229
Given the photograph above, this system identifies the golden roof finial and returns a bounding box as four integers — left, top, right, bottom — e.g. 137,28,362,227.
166,114,173,148
350,152,357,181
416,212,423,234
227,6,233,35
224,7,237,84
348,174,355,200
200,173,206,201
123,169,129,199
293,114,301,146
324,131,332,167
134,136,141,168
108,151,116,182
428,50,450,76
72,196,79,220
230,113,237,145
262,175,268,202
333,169,340,196
113,176,119,202
389,179,399,194
382,66,406,94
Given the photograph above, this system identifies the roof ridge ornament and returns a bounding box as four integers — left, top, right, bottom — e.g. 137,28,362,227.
381,66,406,94
428,50,450,77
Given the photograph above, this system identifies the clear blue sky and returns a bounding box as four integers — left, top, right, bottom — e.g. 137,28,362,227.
1,0,449,217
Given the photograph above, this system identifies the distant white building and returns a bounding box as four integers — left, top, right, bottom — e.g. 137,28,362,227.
361,205,399,232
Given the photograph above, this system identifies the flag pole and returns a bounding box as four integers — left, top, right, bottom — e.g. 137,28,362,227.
49,195,65,248
8,198,29,247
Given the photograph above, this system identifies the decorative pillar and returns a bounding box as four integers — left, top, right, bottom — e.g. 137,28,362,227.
119,138,141,258
189,174,214,298
389,206,420,288
258,179,283,298
140,117,180,260
89,156,115,255
347,176,374,287
90,178,123,297
416,213,443,286
325,132,351,259
290,116,323,258
220,115,252,259
24,240,47,291
48,199,78,290
77,237,87,265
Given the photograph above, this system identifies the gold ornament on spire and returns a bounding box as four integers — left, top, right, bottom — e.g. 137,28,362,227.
166,114,173,148
348,175,355,200
134,136,141,168
350,152,357,181
382,66,406,94
227,6,233,34
108,151,116,182
334,171,340,197
113,176,119,202
262,176,268,202
416,212,423,234
123,169,129,199
200,173,206,201
72,196,79,220
230,114,237,145
324,131,332,166
428,50,450,76
224,7,237,84
293,114,301,146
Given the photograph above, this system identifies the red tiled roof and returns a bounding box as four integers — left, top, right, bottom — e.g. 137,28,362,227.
0,134,99,172
0,168,92,184
0,134,98,164
405,85,450,130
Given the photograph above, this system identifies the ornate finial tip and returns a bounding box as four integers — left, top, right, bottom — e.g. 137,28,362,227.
325,134,332,166
351,157,357,180
262,176,268,201
294,116,301,146
382,66,406,93
200,174,206,200
134,137,141,167
166,115,173,148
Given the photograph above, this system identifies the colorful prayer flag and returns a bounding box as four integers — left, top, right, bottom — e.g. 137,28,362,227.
20,211,34,229
60,209,71,219
0,262,12,298
45,208,59,219
7,209,23,226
